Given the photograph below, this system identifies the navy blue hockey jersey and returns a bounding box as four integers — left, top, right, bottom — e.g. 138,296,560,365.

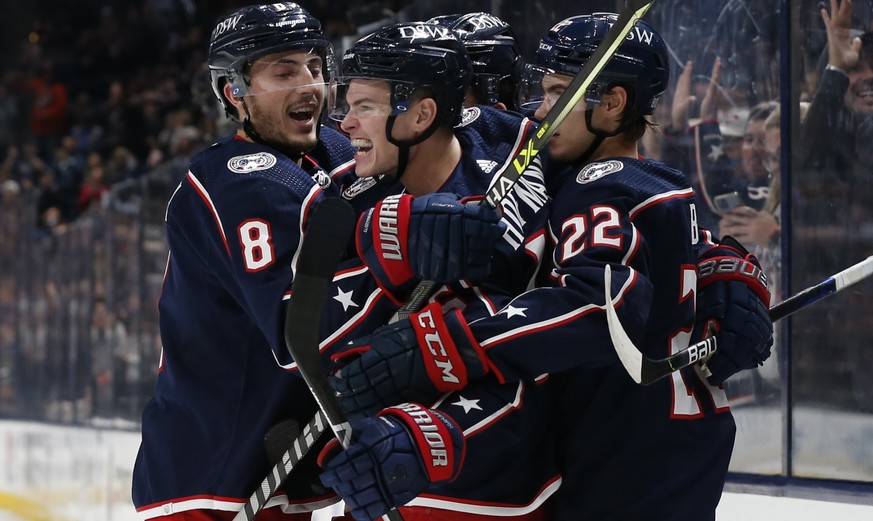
133,128,359,518
331,105,561,514
464,156,735,520
410,107,558,514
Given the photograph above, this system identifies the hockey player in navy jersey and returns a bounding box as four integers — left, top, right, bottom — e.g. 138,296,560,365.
130,5,356,520
130,4,507,520
316,22,559,521
327,14,774,521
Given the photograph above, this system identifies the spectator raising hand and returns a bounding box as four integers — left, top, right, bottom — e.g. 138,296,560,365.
821,0,864,74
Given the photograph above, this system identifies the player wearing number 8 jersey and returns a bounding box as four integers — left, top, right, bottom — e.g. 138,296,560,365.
131,4,358,519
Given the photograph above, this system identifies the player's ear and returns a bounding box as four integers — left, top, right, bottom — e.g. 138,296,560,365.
601,86,630,131
603,86,629,113
413,96,438,128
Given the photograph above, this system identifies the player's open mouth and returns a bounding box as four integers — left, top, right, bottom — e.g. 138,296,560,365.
351,138,373,155
288,107,315,122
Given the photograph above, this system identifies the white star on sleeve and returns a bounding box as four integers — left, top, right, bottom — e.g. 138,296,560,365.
501,305,527,319
451,395,482,414
333,287,359,312
707,143,724,162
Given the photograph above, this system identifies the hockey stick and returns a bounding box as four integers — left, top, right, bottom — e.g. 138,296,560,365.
232,413,328,521
232,198,355,521
390,0,658,323
606,255,873,385
283,196,404,521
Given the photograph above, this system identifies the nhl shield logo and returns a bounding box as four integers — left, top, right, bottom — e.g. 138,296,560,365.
311,170,332,189
227,152,277,173
576,160,624,184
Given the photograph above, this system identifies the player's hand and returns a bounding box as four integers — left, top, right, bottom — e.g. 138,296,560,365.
356,193,505,303
329,302,489,419
410,193,504,282
319,403,465,521
694,236,773,386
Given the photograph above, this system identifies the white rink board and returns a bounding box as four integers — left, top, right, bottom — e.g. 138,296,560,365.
0,420,872,521
718,492,873,520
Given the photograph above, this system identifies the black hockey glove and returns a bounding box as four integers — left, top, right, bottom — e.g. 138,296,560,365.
328,302,489,420
319,403,465,521
263,418,333,500
357,193,504,304
694,236,774,386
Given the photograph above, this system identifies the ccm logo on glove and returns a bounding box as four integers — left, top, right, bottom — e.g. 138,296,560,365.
414,306,466,390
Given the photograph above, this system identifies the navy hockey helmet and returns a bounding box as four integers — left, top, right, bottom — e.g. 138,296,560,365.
334,21,472,127
532,13,669,115
207,3,332,118
427,12,525,108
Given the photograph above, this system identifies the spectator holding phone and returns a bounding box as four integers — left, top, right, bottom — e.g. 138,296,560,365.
661,56,777,235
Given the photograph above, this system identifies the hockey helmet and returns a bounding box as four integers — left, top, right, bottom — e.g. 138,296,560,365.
332,22,472,127
529,13,669,115
427,12,525,108
208,3,332,117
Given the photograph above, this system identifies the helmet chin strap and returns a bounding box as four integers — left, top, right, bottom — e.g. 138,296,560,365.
379,114,439,184
571,107,627,166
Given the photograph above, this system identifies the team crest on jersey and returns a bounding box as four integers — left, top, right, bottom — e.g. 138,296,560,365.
457,107,481,127
227,152,277,173
576,160,624,184
342,176,378,200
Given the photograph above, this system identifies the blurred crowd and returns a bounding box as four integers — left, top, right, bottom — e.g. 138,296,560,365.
0,0,382,236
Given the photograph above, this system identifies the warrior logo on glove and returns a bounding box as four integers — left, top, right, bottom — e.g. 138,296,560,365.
375,195,405,261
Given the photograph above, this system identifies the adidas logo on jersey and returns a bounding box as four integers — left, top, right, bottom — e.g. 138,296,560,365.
477,160,498,173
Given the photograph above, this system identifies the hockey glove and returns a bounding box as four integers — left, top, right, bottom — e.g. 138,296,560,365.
263,418,333,500
319,403,465,521
695,236,774,386
329,302,489,420
356,193,504,303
